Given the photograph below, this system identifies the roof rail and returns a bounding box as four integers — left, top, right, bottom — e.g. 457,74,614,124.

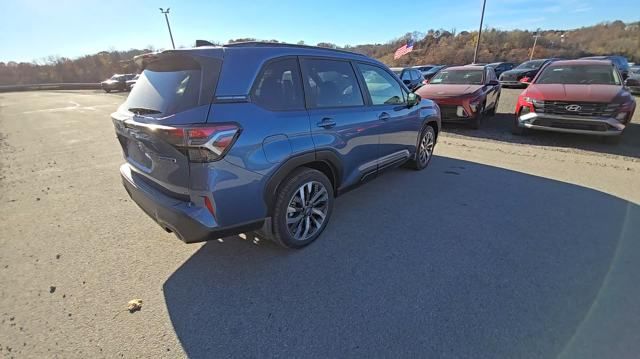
223,41,366,57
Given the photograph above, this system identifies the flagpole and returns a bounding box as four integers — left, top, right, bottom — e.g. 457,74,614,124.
472,0,487,64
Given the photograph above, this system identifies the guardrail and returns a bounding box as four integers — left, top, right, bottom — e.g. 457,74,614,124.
0,83,101,92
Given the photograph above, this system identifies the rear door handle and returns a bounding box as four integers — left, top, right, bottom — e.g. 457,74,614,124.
379,112,391,121
316,117,336,129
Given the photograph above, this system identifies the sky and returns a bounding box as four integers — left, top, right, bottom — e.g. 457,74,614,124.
1,0,638,62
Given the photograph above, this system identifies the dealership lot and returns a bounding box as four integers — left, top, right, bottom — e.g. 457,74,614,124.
1,90,639,357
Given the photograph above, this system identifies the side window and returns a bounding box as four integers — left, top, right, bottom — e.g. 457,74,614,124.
400,70,412,81
252,58,304,111
357,63,405,105
411,70,420,80
301,59,364,108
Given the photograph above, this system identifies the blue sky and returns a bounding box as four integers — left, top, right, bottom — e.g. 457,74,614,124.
1,0,638,62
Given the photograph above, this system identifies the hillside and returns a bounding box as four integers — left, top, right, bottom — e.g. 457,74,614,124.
0,20,638,86
351,20,640,66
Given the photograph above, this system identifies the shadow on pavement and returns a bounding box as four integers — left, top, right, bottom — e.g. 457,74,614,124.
444,112,640,159
163,156,639,358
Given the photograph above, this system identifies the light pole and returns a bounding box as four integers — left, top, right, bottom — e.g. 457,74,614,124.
530,28,541,61
472,0,487,64
159,8,175,50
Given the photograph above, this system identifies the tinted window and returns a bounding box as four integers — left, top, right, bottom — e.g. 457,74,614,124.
401,70,412,80
357,63,405,105
252,58,304,111
124,55,215,115
536,65,621,85
301,59,364,108
515,60,546,70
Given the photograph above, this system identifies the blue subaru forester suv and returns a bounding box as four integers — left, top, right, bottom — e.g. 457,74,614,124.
112,42,441,248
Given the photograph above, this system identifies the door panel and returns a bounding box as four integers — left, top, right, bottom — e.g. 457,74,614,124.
300,58,382,188
355,63,421,164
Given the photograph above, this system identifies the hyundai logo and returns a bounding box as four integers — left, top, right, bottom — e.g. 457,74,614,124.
565,104,582,112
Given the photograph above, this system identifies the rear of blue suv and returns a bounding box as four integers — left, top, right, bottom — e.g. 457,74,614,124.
112,43,441,248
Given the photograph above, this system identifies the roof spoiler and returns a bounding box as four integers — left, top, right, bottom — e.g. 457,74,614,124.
195,40,216,47
133,52,160,70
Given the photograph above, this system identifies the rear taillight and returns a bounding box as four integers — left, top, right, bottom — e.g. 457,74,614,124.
127,121,241,162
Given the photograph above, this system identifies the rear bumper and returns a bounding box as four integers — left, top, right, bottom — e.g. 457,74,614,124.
120,163,263,243
516,112,625,136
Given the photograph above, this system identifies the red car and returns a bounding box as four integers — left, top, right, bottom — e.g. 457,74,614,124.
415,65,501,129
513,59,636,142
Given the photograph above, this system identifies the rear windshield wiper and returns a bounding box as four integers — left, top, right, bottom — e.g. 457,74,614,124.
128,107,161,115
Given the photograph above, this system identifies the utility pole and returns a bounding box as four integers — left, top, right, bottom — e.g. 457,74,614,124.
530,29,541,61
472,0,487,64
159,8,175,50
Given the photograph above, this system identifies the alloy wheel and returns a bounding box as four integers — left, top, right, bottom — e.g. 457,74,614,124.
419,130,435,167
286,181,329,241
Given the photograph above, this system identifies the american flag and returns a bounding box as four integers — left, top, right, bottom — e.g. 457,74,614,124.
394,40,414,60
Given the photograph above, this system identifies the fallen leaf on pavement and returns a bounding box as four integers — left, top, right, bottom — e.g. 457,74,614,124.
127,299,143,313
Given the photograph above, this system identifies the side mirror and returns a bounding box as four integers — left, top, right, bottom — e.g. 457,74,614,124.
488,80,500,86
407,92,420,107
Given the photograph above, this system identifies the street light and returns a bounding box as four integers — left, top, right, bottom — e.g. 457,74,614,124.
159,8,176,50
472,0,487,64
529,28,541,61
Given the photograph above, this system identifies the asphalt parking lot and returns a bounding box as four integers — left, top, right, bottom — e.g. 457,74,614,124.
1,89,639,358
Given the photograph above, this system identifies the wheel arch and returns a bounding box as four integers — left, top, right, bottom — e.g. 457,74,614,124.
264,150,342,216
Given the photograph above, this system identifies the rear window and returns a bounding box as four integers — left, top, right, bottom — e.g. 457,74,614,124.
536,65,621,85
516,60,546,70
124,54,220,115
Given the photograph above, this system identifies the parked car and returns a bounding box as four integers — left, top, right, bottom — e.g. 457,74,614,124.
397,67,425,90
499,59,556,88
513,59,636,143
415,65,501,129
487,62,517,78
390,67,403,76
101,74,135,93
580,55,630,79
624,71,640,95
126,74,140,91
113,42,441,248
412,64,438,73
624,66,640,95
421,65,446,81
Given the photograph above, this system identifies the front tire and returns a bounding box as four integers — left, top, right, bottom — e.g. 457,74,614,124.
488,95,499,116
470,104,484,129
409,125,436,170
269,168,334,249
511,110,527,135
601,135,621,145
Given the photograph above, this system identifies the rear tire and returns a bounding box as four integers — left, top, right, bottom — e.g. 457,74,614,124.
409,125,436,170
268,168,334,249
104,89,111,93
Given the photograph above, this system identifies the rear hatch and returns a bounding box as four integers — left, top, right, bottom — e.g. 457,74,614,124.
112,50,223,199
